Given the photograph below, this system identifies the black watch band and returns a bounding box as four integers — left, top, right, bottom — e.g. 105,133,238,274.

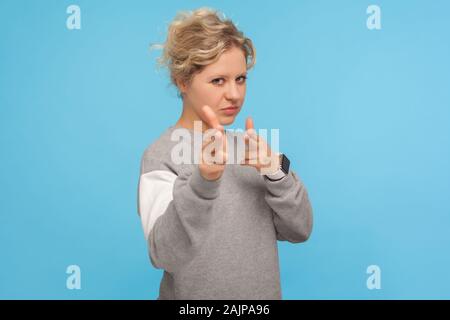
280,153,290,174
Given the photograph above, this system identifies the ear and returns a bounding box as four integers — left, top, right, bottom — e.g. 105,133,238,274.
176,78,188,96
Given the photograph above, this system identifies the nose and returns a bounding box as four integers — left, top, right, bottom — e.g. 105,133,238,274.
224,81,241,101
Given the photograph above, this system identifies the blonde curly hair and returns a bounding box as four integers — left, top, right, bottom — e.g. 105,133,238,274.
150,7,256,99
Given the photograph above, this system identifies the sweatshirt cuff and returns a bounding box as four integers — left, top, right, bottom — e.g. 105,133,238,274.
189,166,222,200
263,171,297,197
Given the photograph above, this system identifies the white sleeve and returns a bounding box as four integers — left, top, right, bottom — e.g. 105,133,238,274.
138,170,177,240
137,163,222,273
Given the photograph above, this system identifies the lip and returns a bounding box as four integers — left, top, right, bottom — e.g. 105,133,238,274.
220,105,239,110
219,106,239,115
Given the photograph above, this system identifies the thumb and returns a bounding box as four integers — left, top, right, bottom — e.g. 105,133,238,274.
245,117,254,131
201,105,224,132
245,116,256,137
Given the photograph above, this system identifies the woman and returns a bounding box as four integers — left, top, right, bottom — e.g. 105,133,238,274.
138,7,313,300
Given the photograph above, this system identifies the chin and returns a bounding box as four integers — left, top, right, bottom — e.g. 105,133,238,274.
220,116,236,126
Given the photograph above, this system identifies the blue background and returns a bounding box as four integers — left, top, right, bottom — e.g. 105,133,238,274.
1,0,449,299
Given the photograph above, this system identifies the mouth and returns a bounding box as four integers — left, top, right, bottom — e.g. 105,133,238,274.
219,105,239,116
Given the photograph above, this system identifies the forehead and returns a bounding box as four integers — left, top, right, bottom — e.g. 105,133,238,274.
202,47,247,77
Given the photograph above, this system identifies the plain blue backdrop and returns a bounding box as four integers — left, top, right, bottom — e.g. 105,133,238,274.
1,0,449,299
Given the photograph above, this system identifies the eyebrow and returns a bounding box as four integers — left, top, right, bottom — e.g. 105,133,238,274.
210,72,247,79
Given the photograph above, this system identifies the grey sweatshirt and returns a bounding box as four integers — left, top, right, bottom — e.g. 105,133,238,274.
137,125,313,299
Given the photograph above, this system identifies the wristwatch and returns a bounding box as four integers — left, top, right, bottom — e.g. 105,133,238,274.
264,153,290,181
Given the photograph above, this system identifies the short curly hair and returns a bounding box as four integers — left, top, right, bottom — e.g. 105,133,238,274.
150,7,256,99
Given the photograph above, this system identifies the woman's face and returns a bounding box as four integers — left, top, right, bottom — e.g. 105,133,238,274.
179,46,248,128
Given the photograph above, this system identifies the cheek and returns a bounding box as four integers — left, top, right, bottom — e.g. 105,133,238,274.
198,87,223,105
239,85,247,99
191,85,222,109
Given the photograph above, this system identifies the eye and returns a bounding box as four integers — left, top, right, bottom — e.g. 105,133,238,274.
211,78,225,85
236,75,247,84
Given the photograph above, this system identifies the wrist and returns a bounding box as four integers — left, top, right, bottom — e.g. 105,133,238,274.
264,153,290,181
259,153,281,175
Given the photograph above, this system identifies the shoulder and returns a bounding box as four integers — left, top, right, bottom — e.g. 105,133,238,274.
139,126,193,176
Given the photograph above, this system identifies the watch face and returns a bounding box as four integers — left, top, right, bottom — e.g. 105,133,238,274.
281,154,290,174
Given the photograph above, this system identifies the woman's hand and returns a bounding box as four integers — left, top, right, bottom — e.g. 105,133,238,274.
198,105,228,181
240,117,281,175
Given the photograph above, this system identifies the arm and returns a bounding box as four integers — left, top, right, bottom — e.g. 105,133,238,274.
263,170,313,243
138,157,221,274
